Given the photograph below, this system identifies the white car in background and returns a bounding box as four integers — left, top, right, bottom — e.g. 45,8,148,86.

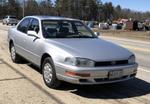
3,15,18,25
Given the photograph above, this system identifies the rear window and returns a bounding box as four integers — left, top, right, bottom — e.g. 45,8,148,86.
9,16,16,19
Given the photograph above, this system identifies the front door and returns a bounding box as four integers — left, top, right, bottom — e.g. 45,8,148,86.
25,18,41,65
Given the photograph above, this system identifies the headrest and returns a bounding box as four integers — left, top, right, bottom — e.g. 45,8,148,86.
59,27,69,33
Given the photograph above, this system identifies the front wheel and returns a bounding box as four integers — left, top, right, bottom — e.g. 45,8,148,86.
42,57,61,89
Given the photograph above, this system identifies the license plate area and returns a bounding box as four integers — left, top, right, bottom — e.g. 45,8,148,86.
108,70,123,79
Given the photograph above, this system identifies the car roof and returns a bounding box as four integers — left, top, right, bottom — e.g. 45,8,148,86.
5,15,16,17
26,15,80,21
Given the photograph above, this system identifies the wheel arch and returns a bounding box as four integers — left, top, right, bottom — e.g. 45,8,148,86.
9,39,13,52
40,53,52,69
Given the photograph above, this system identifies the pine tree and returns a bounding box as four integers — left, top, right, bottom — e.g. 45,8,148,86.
25,0,40,16
39,0,53,15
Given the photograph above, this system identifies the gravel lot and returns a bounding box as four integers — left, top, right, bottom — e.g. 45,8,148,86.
1,24,150,104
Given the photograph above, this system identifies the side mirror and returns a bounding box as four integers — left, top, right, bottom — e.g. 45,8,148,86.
94,32,100,36
27,30,39,38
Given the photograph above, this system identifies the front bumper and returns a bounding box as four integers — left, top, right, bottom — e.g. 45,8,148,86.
55,63,138,85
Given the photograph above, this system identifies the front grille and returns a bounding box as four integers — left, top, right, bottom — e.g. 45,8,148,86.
95,60,128,67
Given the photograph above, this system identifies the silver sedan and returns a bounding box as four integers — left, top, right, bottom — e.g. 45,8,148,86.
8,16,138,88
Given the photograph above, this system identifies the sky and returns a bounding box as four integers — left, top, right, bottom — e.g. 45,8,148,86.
101,0,150,12
50,0,150,12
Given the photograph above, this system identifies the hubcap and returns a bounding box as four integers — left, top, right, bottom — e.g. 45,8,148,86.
43,63,53,84
11,46,16,60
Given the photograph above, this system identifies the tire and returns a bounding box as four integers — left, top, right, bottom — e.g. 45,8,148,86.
42,57,61,88
6,22,9,25
10,43,21,63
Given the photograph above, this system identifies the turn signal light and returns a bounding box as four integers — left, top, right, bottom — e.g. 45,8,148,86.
65,71,90,77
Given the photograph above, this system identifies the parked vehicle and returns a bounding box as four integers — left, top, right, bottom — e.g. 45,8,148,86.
99,23,109,29
87,21,95,28
8,16,138,88
3,15,18,25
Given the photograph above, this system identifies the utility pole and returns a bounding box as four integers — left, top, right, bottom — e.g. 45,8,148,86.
1,0,3,7
1,0,4,18
22,0,25,17
46,0,50,15
77,0,79,19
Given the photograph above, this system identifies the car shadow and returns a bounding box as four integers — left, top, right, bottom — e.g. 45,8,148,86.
27,63,42,74
17,59,42,74
27,63,150,100
59,78,150,99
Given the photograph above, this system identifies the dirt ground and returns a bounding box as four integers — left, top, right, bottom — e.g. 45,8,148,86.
93,28,150,41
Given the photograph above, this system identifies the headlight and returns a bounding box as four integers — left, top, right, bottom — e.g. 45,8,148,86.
128,55,135,64
64,57,95,67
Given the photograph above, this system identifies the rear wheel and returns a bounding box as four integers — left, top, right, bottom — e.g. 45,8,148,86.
42,57,61,89
10,43,21,63
6,22,9,25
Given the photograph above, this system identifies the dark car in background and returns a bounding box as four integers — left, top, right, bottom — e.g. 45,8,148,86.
2,15,18,25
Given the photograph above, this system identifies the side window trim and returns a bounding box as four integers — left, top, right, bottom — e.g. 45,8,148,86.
26,18,33,32
28,18,40,34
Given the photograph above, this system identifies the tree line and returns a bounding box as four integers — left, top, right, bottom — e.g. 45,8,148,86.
0,0,150,22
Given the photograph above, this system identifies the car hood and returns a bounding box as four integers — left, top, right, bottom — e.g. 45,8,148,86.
45,38,133,61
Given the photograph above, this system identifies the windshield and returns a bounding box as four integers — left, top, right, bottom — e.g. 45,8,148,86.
42,20,97,38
